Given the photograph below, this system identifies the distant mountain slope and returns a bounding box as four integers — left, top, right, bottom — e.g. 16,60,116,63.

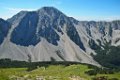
0,7,120,66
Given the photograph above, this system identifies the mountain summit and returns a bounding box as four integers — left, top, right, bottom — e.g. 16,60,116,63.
0,7,120,66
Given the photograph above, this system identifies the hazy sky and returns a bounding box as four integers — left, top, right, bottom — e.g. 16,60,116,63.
0,0,120,21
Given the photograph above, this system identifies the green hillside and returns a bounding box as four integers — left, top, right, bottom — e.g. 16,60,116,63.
0,64,120,80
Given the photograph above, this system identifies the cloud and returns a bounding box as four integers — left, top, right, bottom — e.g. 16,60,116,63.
73,16,120,21
0,7,37,19
5,7,36,12
0,13,14,20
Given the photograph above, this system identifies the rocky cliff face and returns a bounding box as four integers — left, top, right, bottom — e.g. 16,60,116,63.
0,18,10,45
0,7,120,66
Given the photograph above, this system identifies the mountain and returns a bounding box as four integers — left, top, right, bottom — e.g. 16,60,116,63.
0,18,10,45
0,7,120,67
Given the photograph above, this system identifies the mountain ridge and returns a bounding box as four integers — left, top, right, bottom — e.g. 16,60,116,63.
0,7,120,67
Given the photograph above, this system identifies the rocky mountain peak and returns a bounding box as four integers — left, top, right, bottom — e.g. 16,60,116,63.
37,7,64,16
0,7,120,66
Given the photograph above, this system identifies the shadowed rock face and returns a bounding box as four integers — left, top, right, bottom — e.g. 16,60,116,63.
66,20,86,51
10,12,39,46
4,7,120,50
8,7,85,50
9,7,62,46
0,7,120,66
0,18,10,45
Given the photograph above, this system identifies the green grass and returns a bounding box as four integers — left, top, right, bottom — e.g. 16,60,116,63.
0,64,120,80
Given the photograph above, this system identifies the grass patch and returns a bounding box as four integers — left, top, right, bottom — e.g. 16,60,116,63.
0,64,120,80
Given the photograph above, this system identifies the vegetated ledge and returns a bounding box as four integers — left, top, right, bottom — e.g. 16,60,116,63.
0,58,98,69
0,58,120,80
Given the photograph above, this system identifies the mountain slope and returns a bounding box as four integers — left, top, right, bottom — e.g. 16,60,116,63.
0,18,10,45
0,7,120,66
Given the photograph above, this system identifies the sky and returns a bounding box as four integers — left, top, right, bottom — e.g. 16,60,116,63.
0,0,120,21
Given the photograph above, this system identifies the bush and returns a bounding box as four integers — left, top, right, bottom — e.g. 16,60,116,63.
93,44,120,69
92,76,108,80
109,78,119,80
85,70,97,76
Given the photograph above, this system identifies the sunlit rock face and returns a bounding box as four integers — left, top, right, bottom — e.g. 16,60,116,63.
0,7,120,66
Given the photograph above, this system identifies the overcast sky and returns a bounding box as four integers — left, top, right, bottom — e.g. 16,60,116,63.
0,0,120,21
